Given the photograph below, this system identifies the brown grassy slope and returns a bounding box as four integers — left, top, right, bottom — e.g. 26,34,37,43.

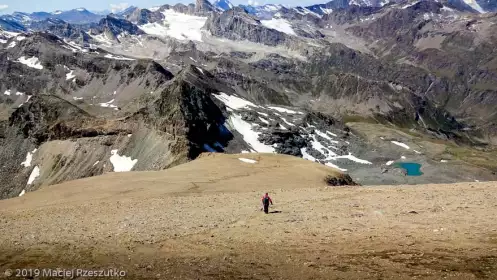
0,153,347,210
1,154,497,279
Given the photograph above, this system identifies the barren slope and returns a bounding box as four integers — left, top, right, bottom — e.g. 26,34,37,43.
1,153,497,279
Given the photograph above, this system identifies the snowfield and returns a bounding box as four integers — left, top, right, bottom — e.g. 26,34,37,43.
17,56,44,69
139,10,207,42
227,114,275,153
260,18,296,35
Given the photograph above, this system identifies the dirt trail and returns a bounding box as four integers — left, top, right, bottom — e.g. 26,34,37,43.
1,154,497,279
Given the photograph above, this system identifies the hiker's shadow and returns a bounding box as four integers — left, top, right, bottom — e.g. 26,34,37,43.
269,210,282,214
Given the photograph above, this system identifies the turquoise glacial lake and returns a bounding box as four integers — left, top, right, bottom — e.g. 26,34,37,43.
396,162,423,176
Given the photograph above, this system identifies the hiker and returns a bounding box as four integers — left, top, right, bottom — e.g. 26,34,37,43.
261,193,273,214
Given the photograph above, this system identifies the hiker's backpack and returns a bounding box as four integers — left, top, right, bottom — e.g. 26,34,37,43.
263,196,270,205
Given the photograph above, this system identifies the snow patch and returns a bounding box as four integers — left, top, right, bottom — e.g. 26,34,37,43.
21,148,37,167
73,97,83,100
391,141,410,150
27,166,40,185
462,0,484,13
17,56,43,69
104,54,135,61
320,7,333,14
7,41,16,49
280,117,295,127
301,148,317,162
257,112,268,117
331,154,373,165
238,158,257,164
92,33,113,46
196,66,204,75
93,161,100,166
3,90,10,96
213,92,258,110
326,131,338,137
315,130,334,141
66,70,75,80
268,106,303,115
325,162,347,172
386,160,394,166
259,117,269,124
227,114,275,153
109,150,137,172
16,36,26,41
99,99,118,110
19,189,26,197
260,18,296,35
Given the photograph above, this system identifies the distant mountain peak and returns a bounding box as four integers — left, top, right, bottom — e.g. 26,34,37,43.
214,0,234,11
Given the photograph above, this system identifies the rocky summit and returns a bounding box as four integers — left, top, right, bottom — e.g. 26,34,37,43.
1,0,497,199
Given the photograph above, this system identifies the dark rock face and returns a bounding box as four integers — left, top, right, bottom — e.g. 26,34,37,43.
203,7,289,46
0,32,173,99
0,19,27,32
90,15,145,40
125,8,165,25
324,174,357,186
136,65,233,159
30,19,92,43
195,0,217,15
321,5,382,25
258,128,308,157
9,95,92,144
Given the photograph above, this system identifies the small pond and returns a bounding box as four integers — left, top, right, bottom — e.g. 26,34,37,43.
396,162,423,176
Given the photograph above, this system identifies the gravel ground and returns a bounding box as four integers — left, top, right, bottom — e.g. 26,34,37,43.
1,154,497,279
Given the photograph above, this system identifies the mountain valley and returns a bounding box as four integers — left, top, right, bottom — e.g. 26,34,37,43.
0,0,496,199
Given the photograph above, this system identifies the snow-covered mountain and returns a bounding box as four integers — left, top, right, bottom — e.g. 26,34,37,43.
214,0,234,11
0,8,104,26
238,4,284,18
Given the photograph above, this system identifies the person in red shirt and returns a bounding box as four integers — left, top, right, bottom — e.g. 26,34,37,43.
261,193,273,214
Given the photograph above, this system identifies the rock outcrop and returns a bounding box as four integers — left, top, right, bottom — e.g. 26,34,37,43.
203,7,289,46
